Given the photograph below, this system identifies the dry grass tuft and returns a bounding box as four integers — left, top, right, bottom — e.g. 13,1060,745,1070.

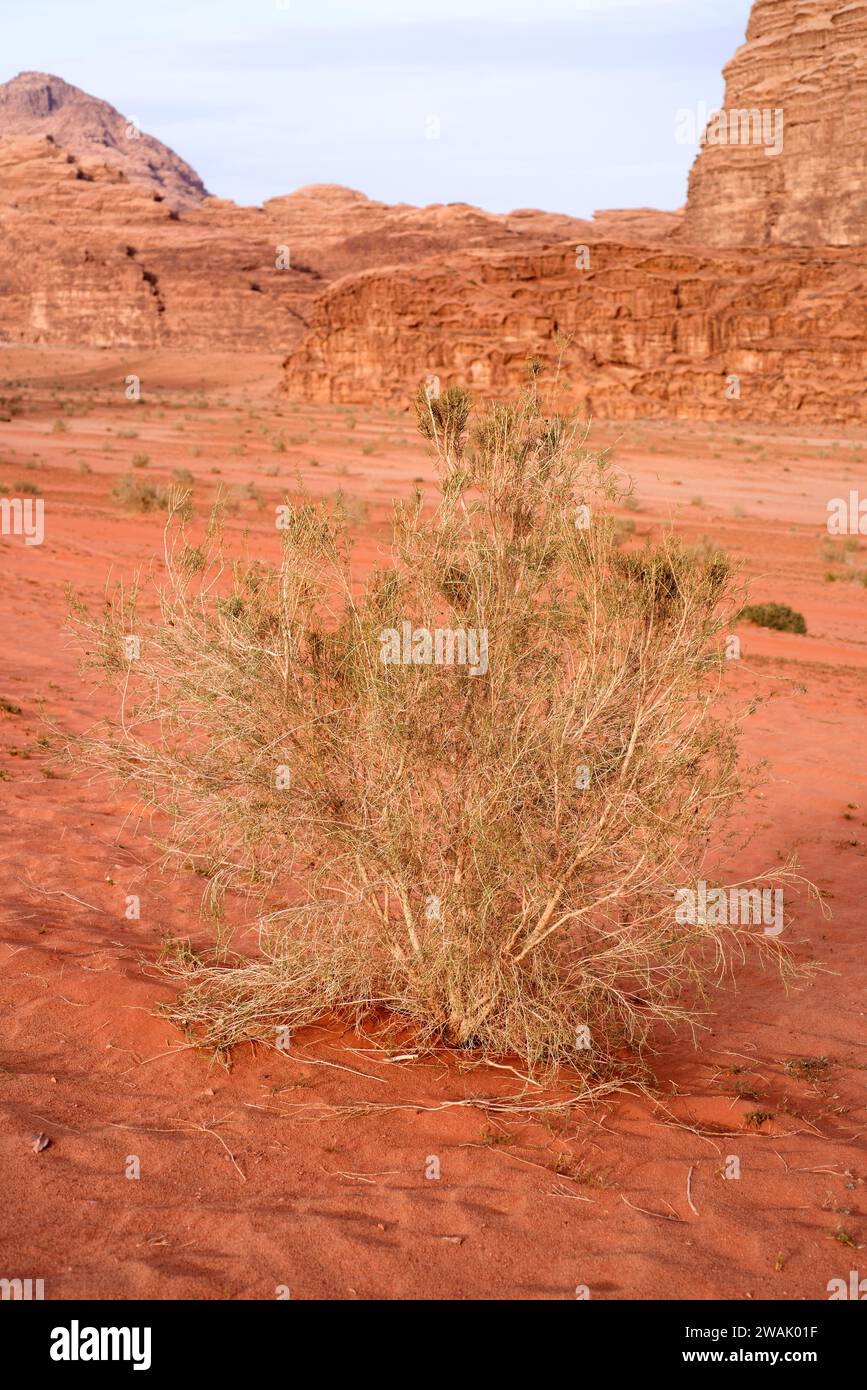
70,380,795,1085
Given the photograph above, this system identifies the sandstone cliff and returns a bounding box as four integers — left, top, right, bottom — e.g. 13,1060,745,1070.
681,0,867,247
283,240,867,422
282,0,867,419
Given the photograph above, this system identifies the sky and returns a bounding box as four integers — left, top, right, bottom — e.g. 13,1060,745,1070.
2,0,754,216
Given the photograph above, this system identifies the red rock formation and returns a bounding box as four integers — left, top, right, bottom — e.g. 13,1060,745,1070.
0,135,624,351
0,71,209,209
681,0,867,247
0,137,305,349
4,0,866,422
282,240,867,422
281,0,867,420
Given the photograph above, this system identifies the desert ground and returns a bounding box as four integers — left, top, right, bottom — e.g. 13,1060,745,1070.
1,346,864,1300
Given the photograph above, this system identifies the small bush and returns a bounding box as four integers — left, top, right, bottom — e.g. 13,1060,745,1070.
72,382,791,1087
112,473,190,516
738,603,807,635
131,453,151,469
225,481,265,512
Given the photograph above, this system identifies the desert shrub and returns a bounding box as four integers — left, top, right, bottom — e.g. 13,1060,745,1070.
70,381,789,1086
112,473,190,516
738,602,806,635
225,481,265,511
131,452,151,468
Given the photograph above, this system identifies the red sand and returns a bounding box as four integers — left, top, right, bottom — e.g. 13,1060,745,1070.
1,349,864,1299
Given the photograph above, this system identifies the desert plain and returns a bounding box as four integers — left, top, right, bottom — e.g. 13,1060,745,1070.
0,344,864,1300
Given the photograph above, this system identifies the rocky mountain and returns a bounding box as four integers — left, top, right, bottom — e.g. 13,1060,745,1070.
0,71,208,209
0,131,663,351
2,1,866,422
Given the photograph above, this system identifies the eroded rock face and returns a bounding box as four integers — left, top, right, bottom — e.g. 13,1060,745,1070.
0,71,209,209
282,240,867,422
282,0,867,420
681,0,867,247
0,135,614,350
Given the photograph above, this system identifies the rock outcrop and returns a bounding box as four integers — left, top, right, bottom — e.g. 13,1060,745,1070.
283,240,867,422
282,0,867,419
681,0,867,247
0,71,209,209
0,135,620,351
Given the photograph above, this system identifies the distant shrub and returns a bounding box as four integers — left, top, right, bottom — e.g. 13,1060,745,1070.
738,603,807,635
224,481,265,513
131,453,151,468
112,473,190,516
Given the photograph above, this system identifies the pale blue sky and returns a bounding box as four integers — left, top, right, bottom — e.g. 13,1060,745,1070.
3,0,753,215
